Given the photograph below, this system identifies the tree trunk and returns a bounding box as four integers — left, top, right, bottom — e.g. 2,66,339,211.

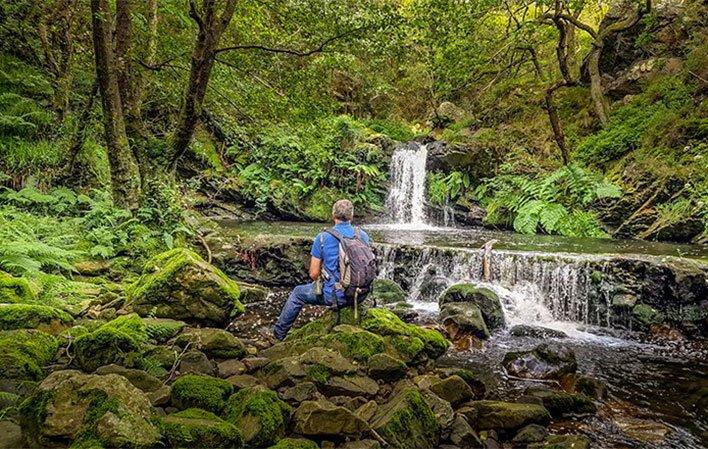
587,45,609,125
170,0,237,170
544,83,570,165
91,0,141,209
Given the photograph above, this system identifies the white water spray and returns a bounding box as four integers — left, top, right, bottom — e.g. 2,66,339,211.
386,143,429,227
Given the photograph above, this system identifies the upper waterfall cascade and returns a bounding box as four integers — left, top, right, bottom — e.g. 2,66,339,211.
386,142,429,227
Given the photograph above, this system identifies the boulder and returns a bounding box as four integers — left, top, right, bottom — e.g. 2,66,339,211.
170,374,233,413
502,344,577,380
128,248,244,326
322,375,379,398
0,329,58,385
436,368,486,399
370,388,440,449
512,424,548,445
143,318,186,343
178,350,216,375
439,284,505,331
74,314,148,372
261,347,357,389
525,387,596,417
575,375,607,400
528,434,590,449
369,279,407,305
280,382,318,403
0,304,73,332
20,370,160,448
160,408,243,448
267,438,319,449
361,308,449,359
0,420,23,449
509,325,568,339
463,400,550,433
218,359,246,378
224,386,291,447
440,302,490,339
226,374,262,389
367,353,407,381
292,399,368,437
429,375,474,407
0,271,36,304
240,282,269,304
449,414,483,448
419,389,455,433
94,364,162,392
175,328,246,359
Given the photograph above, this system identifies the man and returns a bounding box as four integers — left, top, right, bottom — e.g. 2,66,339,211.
273,199,370,341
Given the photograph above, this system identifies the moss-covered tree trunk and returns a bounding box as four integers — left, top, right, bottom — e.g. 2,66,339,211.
90,0,141,209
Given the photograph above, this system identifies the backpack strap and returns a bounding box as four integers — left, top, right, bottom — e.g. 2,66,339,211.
354,227,361,240
325,228,344,241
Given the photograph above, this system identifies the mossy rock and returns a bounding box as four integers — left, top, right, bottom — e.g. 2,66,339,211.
143,318,187,343
0,303,73,332
440,302,489,339
465,400,551,433
439,283,505,331
361,308,449,359
267,438,319,449
224,386,291,447
370,388,440,449
94,364,163,392
160,408,243,448
528,434,590,449
0,329,58,381
20,370,160,448
74,314,148,372
370,279,406,305
632,304,665,327
128,248,244,326
0,271,37,303
240,283,269,304
367,353,407,381
171,374,233,414
174,328,246,359
292,399,368,437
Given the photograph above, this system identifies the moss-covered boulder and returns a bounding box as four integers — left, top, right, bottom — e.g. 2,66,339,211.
20,370,160,448
261,347,357,389
0,304,73,332
128,248,244,326
94,364,162,392
429,375,474,407
464,400,551,433
175,328,246,359
292,399,368,437
224,386,291,447
503,344,577,380
171,374,233,414
160,408,242,448
143,318,187,343
0,329,58,384
370,279,407,305
370,388,440,449
440,302,490,339
361,308,449,359
525,387,596,417
74,314,148,373
439,283,505,331
367,353,407,381
267,438,319,449
0,271,36,303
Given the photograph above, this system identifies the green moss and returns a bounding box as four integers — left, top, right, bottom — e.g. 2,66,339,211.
387,335,426,362
0,304,73,331
632,304,665,326
362,309,449,359
74,314,148,372
374,389,440,449
160,408,243,449
143,318,187,343
224,387,292,447
171,374,233,414
301,187,339,222
306,364,331,384
321,326,386,361
370,279,407,305
0,271,37,303
266,438,319,449
0,329,58,380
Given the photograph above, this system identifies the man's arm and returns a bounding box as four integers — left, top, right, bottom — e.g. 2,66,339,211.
309,256,322,281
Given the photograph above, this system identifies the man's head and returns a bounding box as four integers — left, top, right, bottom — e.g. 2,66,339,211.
332,199,354,223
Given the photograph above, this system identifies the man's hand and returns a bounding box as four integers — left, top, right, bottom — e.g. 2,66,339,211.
309,256,322,281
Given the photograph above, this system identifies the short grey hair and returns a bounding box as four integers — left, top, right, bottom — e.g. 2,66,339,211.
332,199,354,221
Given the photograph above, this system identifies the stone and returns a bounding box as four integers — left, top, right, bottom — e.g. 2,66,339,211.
430,375,474,406
143,318,187,342
355,400,379,421
633,304,665,326
73,314,147,372
322,375,379,398
437,368,486,399
161,408,243,448
575,375,607,400
240,282,269,304
20,370,160,448
502,344,577,380
370,388,440,449
280,382,318,403
420,389,455,433
611,293,637,308
224,386,291,447
0,304,73,331
464,401,550,433
148,385,171,406
413,374,442,390
449,414,483,448
127,248,244,326
528,434,590,449
512,424,548,444
175,327,246,359
267,438,319,449
0,420,23,449
439,284,505,331
509,325,568,339
178,349,216,375
368,353,407,381
341,440,381,449
442,301,490,339
218,359,246,378
369,279,407,305
525,387,596,417
242,356,270,373
292,400,368,437
0,271,36,304
0,329,58,383
95,364,162,391
434,101,470,125
261,347,358,389
171,374,234,413
226,374,262,389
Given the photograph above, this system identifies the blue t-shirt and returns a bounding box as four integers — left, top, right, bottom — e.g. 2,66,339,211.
310,222,370,302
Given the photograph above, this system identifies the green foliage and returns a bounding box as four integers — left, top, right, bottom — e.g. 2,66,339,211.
476,164,621,237
427,171,470,206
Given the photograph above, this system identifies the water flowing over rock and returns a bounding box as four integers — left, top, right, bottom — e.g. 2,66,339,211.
386,142,429,226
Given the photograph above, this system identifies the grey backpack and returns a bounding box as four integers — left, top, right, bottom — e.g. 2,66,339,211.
326,227,377,301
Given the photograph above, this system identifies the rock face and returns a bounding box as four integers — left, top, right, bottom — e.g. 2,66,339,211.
370,388,440,449
292,399,368,437
503,344,577,380
224,386,291,447
128,248,244,326
20,370,160,448
439,283,505,331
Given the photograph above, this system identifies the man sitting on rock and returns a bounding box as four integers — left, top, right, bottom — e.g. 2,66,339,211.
273,199,371,341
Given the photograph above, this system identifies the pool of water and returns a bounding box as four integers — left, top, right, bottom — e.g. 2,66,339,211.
221,220,708,260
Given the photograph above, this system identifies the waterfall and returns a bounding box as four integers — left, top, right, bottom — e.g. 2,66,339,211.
386,143,429,226
376,243,611,327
